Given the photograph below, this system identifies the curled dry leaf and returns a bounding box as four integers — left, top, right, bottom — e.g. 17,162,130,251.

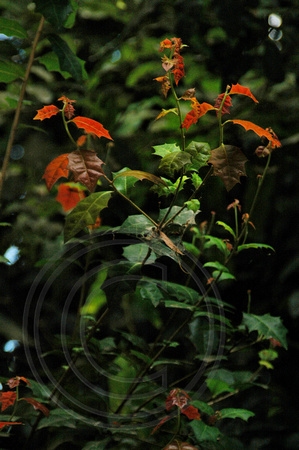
20,397,49,418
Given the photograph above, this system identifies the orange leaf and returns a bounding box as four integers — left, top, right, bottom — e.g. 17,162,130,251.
33,105,60,121
151,415,170,435
58,96,76,104
42,154,70,191
172,53,185,85
230,120,281,147
208,145,248,191
56,184,86,211
0,391,17,411
77,135,87,147
229,83,259,103
181,99,216,130
7,376,31,389
72,117,113,141
67,149,105,192
0,421,22,430
87,216,102,230
20,397,49,417
154,76,171,98
159,38,173,52
214,93,232,116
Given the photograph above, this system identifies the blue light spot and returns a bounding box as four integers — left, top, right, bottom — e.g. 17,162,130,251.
4,340,20,353
111,50,121,63
3,245,20,265
10,145,24,160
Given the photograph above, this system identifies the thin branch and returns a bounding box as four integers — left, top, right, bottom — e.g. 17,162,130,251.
0,16,45,199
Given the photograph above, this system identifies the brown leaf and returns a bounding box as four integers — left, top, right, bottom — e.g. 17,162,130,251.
181,405,201,420
208,145,248,191
214,93,232,116
42,153,70,191
7,376,31,389
67,150,105,192
159,230,184,255
113,170,167,187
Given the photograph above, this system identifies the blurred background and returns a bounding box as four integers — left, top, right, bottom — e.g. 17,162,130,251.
0,1,298,448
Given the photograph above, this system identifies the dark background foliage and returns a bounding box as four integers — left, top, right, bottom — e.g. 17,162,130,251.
0,0,298,448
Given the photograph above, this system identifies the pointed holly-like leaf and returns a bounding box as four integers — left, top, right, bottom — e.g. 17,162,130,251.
159,151,191,177
72,116,112,141
33,105,60,121
0,422,22,430
56,183,86,211
113,170,167,187
190,420,221,442
48,34,83,82
242,313,288,349
181,99,216,130
185,141,211,171
208,145,248,191
67,150,105,192
153,143,181,158
20,397,49,417
151,176,187,198
229,83,258,103
0,61,25,83
181,405,201,420
0,391,17,411
43,153,70,191
229,120,281,148
64,191,112,242
35,0,73,29
0,17,28,39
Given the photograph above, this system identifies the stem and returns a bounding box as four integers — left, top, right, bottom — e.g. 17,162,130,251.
63,110,78,147
218,87,230,146
8,385,19,422
0,16,45,199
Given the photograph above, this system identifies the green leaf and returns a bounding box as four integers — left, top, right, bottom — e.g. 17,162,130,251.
38,51,73,79
206,378,235,397
108,355,136,414
259,360,274,369
0,61,25,83
237,243,275,253
35,0,73,29
118,214,154,236
159,206,196,227
113,169,166,187
0,18,28,39
37,408,79,429
151,176,188,198
152,143,181,158
219,408,255,421
191,400,215,416
259,349,278,361
242,313,288,349
139,280,164,307
211,270,236,282
48,34,83,82
130,349,152,364
216,221,236,239
64,191,112,242
82,439,111,450
203,235,230,257
112,167,139,196
190,419,221,442
185,141,211,171
123,243,156,265
191,173,202,189
163,300,195,311
203,261,230,272
81,268,108,316
185,199,200,213
158,151,191,177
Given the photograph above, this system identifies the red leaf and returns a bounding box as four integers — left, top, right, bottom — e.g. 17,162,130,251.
159,38,173,52
214,93,232,116
42,154,70,191
230,120,281,148
181,99,216,130
151,415,170,434
56,184,86,211
208,145,248,191
172,53,185,85
72,117,113,141
0,421,22,430
77,135,87,147
20,398,49,418
0,391,17,411
67,149,105,192
33,105,60,121
229,83,258,103
181,405,201,420
58,96,76,104
7,376,31,389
